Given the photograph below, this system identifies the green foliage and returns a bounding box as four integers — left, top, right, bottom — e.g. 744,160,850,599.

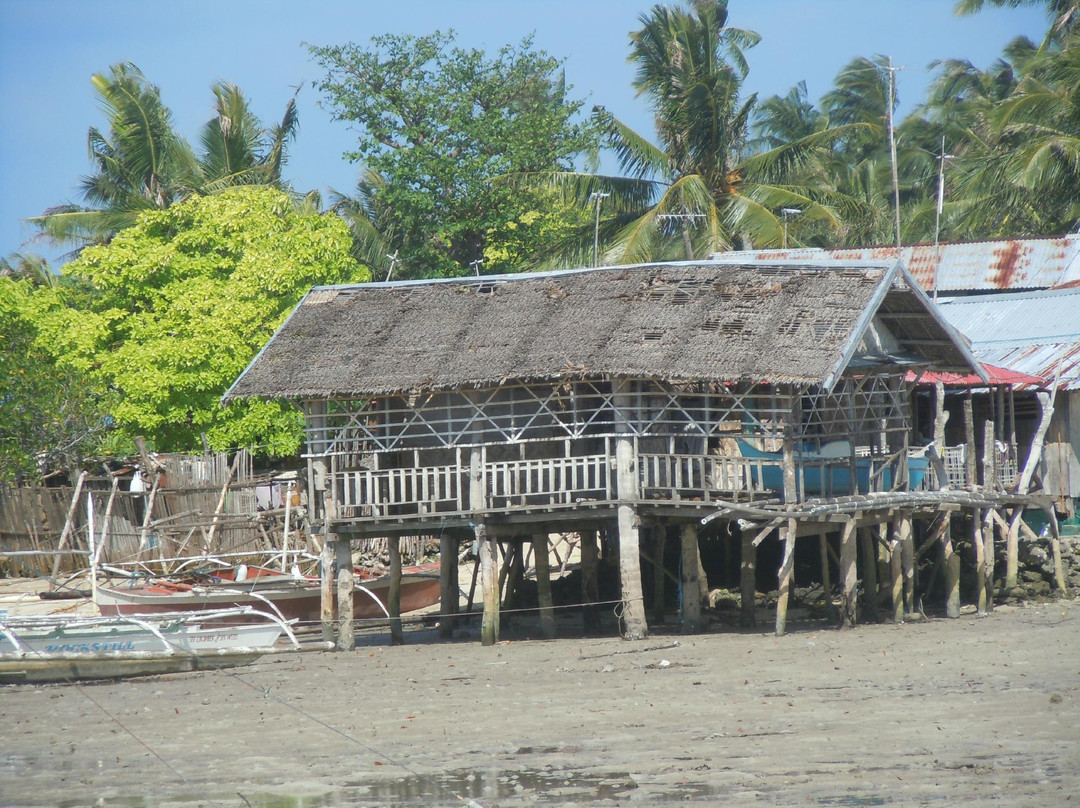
0,278,111,483
32,187,369,456
309,31,597,278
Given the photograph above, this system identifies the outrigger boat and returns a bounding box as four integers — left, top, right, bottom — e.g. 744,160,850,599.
95,562,442,623
0,607,300,684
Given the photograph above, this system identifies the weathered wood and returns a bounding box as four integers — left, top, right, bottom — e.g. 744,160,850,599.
1043,506,1069,594
532,533,556,638
388,535,404,645
51,472,88,584
614,382,648,640
440,532,458,638
502,542,524,619
136,473,161,554
1005,508,1023,591
775,518,797,636
963,396,976,486
336,540,355,651
973,511,988,615
471,449,499,646
899,513,914,615
942,517,960,618
580,529,601,633
982,508,995,613
679,523,702,633
889,517,904,624
819,531,837,625
982,420,996,491
204,450,242,552
839,517,858,628
320,538,336,643
739,525,757,628
858,527,877,619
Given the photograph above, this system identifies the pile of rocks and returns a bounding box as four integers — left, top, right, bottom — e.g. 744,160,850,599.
1010,530,1079,600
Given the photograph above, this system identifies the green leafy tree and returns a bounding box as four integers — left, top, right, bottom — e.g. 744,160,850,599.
31,187,369,456
0,275,111,482
309,31,597,278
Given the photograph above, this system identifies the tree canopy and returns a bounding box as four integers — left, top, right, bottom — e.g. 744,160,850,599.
29,187,368,457
309,31,597,278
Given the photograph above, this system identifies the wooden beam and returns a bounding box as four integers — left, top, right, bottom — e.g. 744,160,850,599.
440,532,458,638
942,517,960,618
819,531,837,626
614,381,648,640
859,526,877,621
472,448,499,647
899,513,914,615
320,532,336,643
581,529,601,634
974,510,988,615
889,516,904,624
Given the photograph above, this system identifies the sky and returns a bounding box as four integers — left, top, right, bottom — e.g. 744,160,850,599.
0,0,1050,267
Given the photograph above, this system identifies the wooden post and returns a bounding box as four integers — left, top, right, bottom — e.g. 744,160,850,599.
440,532,458,638
818,531,837,625
502,542,524,617
614,381,648,640
50,471,88,583
1007,389,1057,589
942,516,961,618
839,517,858,628
858,527,878,620
679,523,702,633
982,509,995,612
973,511,988,614
982,419,996,490
320,538,336,643
963,396,976,487
889,516,904,623
388,535,404,645
532,533,556,638
336,540,355,651
1044,506,1069,594
775,519,797,636
740,524,757,628
471,449,499,646
581,529,601,633
651,528,667,626
899,512,914,615
204,450,242,553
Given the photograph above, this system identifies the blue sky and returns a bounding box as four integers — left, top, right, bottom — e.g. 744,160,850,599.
0,0,1048,267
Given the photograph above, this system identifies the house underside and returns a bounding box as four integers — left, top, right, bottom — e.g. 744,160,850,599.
227,259,1060,646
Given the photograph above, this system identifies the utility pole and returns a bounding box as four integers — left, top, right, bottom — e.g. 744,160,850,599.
883,57,904,256
780,208,802,249
470,258,484,277
384,250,399,283
932,136,954,301
590,191,610,267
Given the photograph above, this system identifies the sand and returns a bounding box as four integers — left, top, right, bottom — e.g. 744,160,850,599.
1,588,1078,807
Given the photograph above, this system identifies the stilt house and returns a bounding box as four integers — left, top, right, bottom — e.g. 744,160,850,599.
226,257,989,644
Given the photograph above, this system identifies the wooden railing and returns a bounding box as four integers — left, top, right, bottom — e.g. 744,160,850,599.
487,454,610,508
337,464,463,517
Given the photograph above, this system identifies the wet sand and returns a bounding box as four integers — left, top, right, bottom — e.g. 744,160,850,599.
1,595,1078,807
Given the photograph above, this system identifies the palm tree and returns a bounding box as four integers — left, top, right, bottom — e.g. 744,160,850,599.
541,0,853,265
956,0,1079,41
31,64,302,254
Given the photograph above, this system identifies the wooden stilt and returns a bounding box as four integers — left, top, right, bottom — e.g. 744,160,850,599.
651,528,667,625
388,535,404,645
532,533,556,638
740,524,757,628
335,540,355,651
1005,508,1022,592
839,517,858,628
697,538,710,603
614,386,648,640
889,519,904,624
440,532,458,638
859,527,878,620
1044,506,1068,594
581,529,600,633
899,513,914,615
679,523,702,633
982,509,996,613
775,519,797,636
471,449,498,646
320,537,336,643
973,510,988,614
819,531,837,625
502,542,524,617
942,517,960,618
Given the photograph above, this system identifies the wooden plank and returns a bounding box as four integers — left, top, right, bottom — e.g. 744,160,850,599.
679,523,702,634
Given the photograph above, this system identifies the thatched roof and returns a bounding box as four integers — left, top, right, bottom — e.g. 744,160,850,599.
224,259,981,402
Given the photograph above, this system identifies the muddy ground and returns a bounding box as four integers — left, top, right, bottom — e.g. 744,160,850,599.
1,591,1078,807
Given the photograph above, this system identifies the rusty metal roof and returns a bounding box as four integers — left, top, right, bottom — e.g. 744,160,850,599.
936,288,1080,390
722,234,1080,293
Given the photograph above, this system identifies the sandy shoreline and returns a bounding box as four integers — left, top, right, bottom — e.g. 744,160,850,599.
1,592,1078,807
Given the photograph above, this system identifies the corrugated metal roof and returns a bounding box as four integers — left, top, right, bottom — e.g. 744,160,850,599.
721,234,1080,293
936,288,1080,389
